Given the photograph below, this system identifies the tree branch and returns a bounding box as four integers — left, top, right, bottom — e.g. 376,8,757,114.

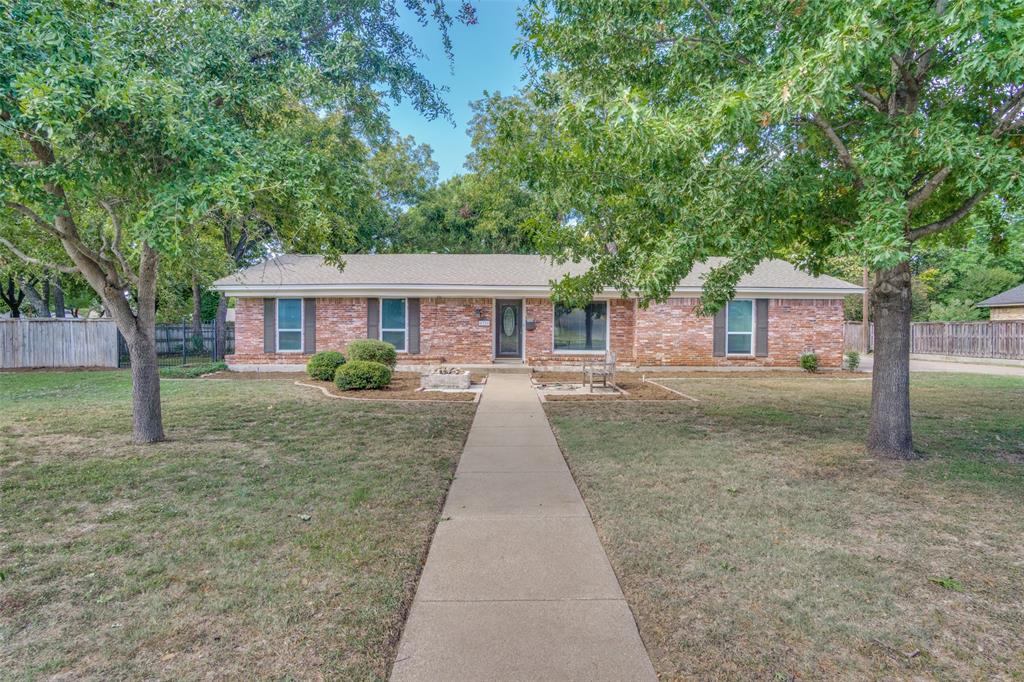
98,199,139,284
906,166,951,213
907,189,990,241
854,84,885,113
0,237,80,274
4,201,65,238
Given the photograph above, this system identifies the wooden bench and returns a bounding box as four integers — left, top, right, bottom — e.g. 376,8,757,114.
582,351,617,392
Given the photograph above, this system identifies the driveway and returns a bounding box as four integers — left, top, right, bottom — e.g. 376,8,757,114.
860,355,1024,377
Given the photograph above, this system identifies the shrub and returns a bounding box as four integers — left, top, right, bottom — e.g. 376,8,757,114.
159,361,227,378
800,352,819,373
347,339,397,368
334,360,392,390
307,351,346,381
845,350,861,372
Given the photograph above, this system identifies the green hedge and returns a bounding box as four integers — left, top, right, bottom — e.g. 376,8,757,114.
159,362,227,378
334,360,392,390
307,351,346,381
347,339,398,368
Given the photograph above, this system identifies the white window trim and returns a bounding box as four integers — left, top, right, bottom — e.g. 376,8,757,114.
726,299,755,356
380,297,409,353
276,297,304,353
551,301,610,355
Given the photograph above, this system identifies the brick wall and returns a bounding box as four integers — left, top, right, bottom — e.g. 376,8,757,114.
990,306,1024,321
228,295,844,368
634,297,844,367
418,297,494,364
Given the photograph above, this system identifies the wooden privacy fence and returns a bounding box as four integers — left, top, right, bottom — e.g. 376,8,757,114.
0,318,118,368
844,321,1024,359
910,321,1024,359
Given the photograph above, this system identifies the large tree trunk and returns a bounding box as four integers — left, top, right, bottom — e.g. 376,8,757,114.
191,275,203,338
215,293,228,360
19,278,50,317
53,277,65,318
2,276,24,317
126,325,165,443
868,261,915,459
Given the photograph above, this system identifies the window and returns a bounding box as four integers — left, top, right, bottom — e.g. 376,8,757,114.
726,300,754,355
277,298,302,352
381,298,407,352
553,302,607,352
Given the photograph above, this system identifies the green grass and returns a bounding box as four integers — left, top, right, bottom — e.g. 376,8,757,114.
0,370,474,680
546,372,1024,680
158,361,227,378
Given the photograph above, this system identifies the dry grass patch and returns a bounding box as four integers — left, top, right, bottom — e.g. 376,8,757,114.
0,371,475,680
545,373,1024,680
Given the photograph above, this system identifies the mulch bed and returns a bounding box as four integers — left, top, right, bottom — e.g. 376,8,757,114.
199,370,480,401
304,376,478,402
534,373,687,401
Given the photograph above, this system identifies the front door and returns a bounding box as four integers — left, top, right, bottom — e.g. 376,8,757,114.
494,300,522,359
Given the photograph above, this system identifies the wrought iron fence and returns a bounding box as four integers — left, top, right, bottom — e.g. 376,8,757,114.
117,319,234,368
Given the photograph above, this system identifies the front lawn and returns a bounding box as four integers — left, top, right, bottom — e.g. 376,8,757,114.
0,371,474,680
546,373,1024,679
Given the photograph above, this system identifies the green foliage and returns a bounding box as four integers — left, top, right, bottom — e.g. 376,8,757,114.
800,353,819,374
395,172,539,253
927,299,986,322
485,3,1024,311
928,576,964,592
845,350,860,372
334,360,392,390
347,339,398,368
159,362,226,379
307,351,346,381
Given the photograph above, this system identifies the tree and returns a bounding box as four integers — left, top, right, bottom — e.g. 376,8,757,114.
489,1,1024,459
1,0,474,442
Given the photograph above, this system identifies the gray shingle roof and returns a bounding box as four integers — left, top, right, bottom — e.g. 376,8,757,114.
977,283,1024,307
213,254,861,292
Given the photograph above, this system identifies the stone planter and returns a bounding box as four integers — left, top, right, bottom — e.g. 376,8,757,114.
420,371,471,390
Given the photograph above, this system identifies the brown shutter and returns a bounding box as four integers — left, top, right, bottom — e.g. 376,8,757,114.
303,298,316,354
263,298,276,353
712,307,726,357
755,299,769,357
366,297,379,339
407,298,420,354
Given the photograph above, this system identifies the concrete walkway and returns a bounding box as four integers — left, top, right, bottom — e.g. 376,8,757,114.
391,374,656,681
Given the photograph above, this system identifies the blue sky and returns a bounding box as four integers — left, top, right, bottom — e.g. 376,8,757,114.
388,0,527,181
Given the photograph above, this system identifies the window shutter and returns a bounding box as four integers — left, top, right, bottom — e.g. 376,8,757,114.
263,299,276,353
303,298,316,354
407,298,421,354
712,308,726,357
367,297,379,339
755,299,769,357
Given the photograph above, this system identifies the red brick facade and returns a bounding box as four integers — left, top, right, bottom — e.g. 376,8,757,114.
227,296,844,368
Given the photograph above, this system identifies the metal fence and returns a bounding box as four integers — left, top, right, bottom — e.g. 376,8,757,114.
1,318,119,368
844,320,1024,359
117,319,234,368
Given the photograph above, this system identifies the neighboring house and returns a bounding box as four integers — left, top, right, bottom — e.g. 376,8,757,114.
977,283,1024,320
212,254,861,370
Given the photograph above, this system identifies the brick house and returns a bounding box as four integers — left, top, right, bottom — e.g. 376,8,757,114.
977,283,1024,320
213,254,861,370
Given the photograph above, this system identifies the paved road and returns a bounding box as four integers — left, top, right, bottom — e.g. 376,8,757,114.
391,374,656,681
861,355,1024,377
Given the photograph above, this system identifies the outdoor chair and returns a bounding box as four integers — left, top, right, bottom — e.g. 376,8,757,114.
582,351,617,392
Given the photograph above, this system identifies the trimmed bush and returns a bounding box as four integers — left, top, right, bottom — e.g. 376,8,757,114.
307,351,346,381
347,339,398,368
800,352,820,373
845,350,861,372
335,360,392,390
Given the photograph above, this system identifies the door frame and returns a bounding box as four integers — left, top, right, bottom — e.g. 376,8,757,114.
493,299,524,360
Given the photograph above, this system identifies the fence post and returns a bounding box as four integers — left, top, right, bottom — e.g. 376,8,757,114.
210,316,217,362
181,317,187,366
